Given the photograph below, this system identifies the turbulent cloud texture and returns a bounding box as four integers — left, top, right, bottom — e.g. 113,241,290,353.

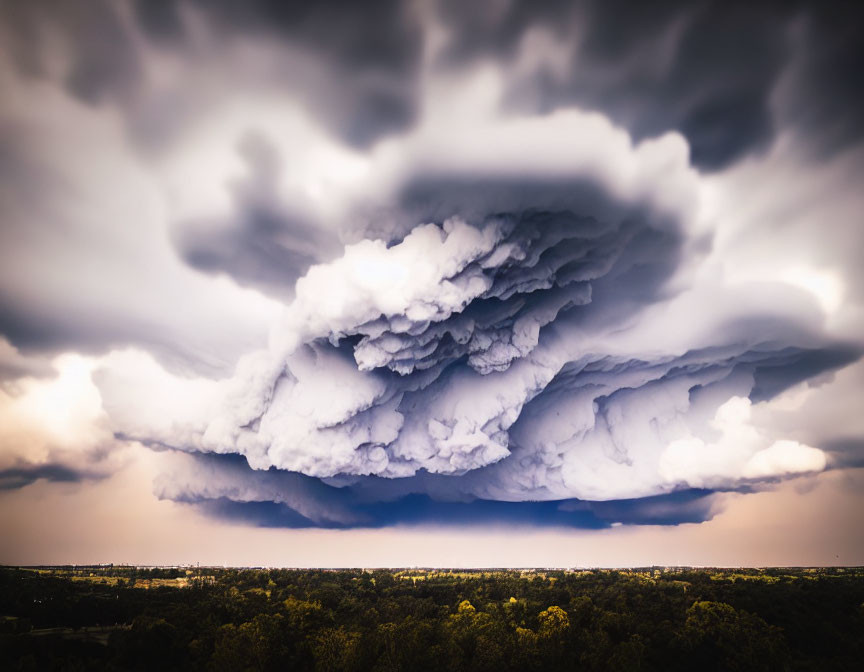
100,109,858,523
1,0,863,531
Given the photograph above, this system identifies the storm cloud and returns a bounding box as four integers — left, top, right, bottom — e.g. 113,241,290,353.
1,0,863,533
100,106,859,524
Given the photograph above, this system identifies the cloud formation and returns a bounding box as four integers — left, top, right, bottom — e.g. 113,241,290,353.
0,353,124,490
99,105,858,521
1,0,863,533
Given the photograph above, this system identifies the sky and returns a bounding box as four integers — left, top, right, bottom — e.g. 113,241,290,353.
1,0,863,567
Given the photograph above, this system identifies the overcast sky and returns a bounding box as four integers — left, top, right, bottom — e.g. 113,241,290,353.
1,0,863,566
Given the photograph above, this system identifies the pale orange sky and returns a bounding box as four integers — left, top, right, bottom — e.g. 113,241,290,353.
2,445,862,568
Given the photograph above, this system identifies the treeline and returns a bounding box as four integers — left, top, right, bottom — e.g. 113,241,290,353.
14,565,193,580
1,567,862,670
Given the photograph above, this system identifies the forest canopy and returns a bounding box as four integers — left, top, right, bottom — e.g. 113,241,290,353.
1,566,862,671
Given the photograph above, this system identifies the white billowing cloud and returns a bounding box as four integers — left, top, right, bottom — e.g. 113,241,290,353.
194,214,580,477
229,343,403,477
387,347,560,476
659,397,826,489
194,217,505,475
0,353,122,482
93,349,221,449
497,366,720,502
0,0,861,540
444,344,824,503
89,88,856,505
0,355,104,463
2,10,855,513
743,440,827,479
282,218,503,353
0,13,719,494
170,94,708,482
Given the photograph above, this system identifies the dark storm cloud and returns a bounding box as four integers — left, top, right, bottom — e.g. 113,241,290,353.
3,0,862,166
1,0,861,365
1,0,423,149
748,345,862,403
157,0,423,148
2,0,862,534
0,126,277,377
0,0,423,162
0,0,419,333
562,489,720,527
161,453,721,529
129,0,863,161
193,493,718,529
175,162,711,484
823,438,864,470
341,175,685,378
170,133,340,299
370,173,682,243
777,2,864,157
0,0,143,106
0,282,260,379
0,464,86,491
432,0,788,169
436,0,864,169
133,0,423,149
141,156,859,518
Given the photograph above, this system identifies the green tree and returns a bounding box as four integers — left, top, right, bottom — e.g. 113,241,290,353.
679,600,789,671
313,626,359,672
538,605,569,637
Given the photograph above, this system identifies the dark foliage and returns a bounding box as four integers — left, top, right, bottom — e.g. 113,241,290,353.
1,566,862,671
